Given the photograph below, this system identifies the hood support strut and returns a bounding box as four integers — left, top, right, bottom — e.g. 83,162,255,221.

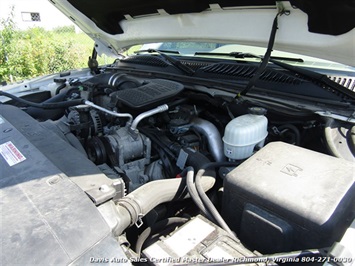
88,47,99,74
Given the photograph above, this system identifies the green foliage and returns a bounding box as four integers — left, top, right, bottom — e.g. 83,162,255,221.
0,6,17,81
52,25,76,34
0,8,115,83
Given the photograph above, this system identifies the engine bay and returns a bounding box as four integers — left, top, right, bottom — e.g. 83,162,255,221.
1,66,355,265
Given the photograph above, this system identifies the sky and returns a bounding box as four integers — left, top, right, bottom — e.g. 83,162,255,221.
0,0,76,30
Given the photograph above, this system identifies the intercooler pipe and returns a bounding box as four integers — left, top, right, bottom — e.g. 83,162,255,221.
190,117,225,162
113,149,215,236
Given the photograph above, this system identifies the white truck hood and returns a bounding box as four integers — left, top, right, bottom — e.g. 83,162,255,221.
49,1,354,66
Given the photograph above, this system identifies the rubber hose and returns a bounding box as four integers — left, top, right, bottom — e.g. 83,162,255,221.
114,168,215,236
26,91,69,120
0,91,84,109
185,167,213,220
55,83,67,95
195,162,241,240
278,124,301,145
183,148,215,178
113,149,216,236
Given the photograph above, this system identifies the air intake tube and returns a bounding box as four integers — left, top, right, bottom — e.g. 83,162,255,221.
84,73,141,89
113,149,215,236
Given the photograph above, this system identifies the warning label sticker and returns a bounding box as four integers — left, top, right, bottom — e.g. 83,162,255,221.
0,141,26,166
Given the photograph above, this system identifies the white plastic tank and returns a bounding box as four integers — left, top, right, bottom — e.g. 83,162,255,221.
223,107,268,160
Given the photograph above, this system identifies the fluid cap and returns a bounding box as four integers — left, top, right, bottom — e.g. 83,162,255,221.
248,107,267,115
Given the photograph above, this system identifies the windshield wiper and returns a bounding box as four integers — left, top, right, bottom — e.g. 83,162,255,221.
268,59,355,100
194,51,304,63
238,53,355,100
134,49,195,75
197,4,355,101
197,50,355,100
136,49,180,55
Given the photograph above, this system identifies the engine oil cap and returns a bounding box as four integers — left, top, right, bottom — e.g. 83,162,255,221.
248,107,267,115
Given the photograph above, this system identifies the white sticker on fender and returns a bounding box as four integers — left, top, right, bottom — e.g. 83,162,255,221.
0,141,26,166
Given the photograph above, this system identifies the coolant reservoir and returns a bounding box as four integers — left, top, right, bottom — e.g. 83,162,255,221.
223,107,268,160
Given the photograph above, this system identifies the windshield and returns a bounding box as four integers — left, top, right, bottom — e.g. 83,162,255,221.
128,42,355,72
136,42,222,55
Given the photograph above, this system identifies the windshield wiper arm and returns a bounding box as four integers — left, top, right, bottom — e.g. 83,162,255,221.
136,49,180,55
268,59,355,100
195,50,355,100
134,49,195,75
245,53,355,100
194,51,304,63
236,50,355,100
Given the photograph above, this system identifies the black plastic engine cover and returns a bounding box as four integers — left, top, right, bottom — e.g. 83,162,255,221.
222,142,355,253
111,78,184,109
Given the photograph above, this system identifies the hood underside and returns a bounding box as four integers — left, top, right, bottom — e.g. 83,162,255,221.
51,0,355,66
